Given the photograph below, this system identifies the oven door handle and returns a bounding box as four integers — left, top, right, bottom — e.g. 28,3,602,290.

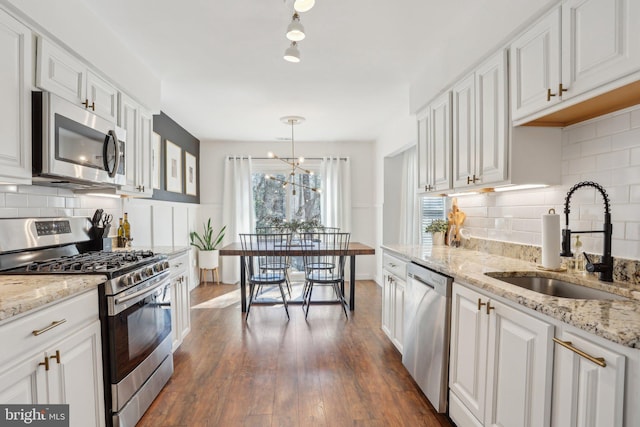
114,274,169,306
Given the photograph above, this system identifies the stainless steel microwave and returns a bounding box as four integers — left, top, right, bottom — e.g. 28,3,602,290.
32,91,126,188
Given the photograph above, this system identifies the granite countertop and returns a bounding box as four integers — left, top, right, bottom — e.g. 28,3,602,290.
382,244,640,349
114,245,191,256
0,275,107,324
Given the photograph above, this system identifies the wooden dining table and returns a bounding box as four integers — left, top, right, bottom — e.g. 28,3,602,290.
219,241,375,312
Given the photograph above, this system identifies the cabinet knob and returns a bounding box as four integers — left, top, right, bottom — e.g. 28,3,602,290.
546,88,557,102
50,350,61,364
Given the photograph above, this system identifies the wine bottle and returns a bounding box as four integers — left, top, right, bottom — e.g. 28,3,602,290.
117,218,124,247
123,212,131,242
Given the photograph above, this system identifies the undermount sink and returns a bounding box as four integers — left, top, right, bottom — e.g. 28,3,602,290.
485,272,629,301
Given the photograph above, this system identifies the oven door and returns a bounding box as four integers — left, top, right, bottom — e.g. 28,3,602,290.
107,275,172,385
34,92,126,186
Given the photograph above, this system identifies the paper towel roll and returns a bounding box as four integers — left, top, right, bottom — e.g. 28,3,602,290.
541,210,561,269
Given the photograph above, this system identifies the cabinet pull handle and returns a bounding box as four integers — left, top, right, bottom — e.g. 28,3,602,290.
552,338,606,367
547,88,557,102
477,298,486,311
559,83,568,97
50,350,61,364
486,301,495,315
466,174,479,184
82,99,96,111
424,185,434,191
38,357,49,371
32,319,67,336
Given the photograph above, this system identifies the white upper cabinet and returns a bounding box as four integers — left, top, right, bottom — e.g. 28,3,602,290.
0,9,32,185
511,0,640,124
453,50,508,189
416,108,431,192
86,70,118,123
562,0,640,99
510,7,562,121
430,91,452,192
117,93,153,197
475,50,508,186
37,38,118,122
452,73,476,188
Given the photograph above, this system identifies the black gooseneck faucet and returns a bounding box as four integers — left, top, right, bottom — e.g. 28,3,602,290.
561,181,613,282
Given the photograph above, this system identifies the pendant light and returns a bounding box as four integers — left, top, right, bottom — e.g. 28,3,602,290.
294,0,315,13
266,116,320,195
286,13,305,41
283,41,300,63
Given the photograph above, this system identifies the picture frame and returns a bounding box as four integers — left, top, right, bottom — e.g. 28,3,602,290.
165,140,182,193
152,132,162,190
185,152,197,196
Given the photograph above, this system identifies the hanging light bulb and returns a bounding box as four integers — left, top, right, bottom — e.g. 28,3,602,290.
294,0,315,13
283,41,300,63
286,13,305,41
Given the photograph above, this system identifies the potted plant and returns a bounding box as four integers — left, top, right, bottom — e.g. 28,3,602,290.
425,219,448,246
190,219,226,280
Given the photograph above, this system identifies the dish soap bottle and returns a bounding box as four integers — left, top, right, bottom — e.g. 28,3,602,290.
573,235,583,271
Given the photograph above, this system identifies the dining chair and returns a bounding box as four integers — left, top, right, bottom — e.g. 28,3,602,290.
239,233,292,320
255,226,293,297
300,231,351,318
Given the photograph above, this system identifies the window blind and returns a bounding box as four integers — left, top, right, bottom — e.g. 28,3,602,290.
420,197,446,245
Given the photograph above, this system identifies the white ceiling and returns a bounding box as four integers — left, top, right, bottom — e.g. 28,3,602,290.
80,0,551,143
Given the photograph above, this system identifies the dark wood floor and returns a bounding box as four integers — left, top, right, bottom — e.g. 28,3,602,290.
138,281,454,427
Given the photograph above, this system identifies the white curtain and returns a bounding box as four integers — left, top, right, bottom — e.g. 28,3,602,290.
321,157,352,232
398,147,419,245
221,156,255,284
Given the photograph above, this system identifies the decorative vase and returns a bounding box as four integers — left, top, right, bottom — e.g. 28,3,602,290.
431,231,445,246
198,250,219,270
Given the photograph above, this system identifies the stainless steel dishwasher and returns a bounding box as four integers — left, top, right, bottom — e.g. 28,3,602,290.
403,262,453,413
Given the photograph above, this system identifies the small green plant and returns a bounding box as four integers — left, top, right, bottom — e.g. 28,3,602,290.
260,216,323,233
425,219,448,233
190,219,226,251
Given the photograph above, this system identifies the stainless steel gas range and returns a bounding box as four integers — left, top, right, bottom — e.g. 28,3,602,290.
0,217,173,427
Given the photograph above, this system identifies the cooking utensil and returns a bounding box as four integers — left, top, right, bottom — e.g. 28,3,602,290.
101,213,113,227
91,209,104,227
102,224,111,237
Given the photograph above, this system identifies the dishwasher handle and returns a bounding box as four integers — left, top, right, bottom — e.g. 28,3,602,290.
408,272,435,289
407,263,452,297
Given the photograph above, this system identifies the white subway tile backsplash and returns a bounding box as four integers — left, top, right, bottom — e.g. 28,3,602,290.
632,108,640,129
18,185,58,195
581,136,612,156
568,122,597,144
613,239,640,259
0,185,18,193
0,208,18,217
596,150,630,170
612,166,640,185
569,156,597,174
580,170,612,187
562,142,582,160
631,147,640,165
27,195,47,208
47,196,66,208
631,185,640,203
5,193,29,207
606,185,630,204
611,127,640,149
0,194,4,207
596,112,630,136
17,208,40,217
612,204,640,222
625,222,640,240
612,221,625,239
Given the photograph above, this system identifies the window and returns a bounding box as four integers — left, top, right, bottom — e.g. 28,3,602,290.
252,171,322,227
420,196,446,245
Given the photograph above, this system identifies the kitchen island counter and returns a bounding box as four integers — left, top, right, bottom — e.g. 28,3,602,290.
383,244,640,348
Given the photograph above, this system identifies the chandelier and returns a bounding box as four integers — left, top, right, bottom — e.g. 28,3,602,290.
266,116,320,196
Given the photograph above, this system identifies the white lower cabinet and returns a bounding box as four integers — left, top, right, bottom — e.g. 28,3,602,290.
449,283,553,427
381,252,407,353
0,289,105,427
551,327,625,427
170,251,191,351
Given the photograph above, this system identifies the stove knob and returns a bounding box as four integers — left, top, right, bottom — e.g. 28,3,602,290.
134,272,143,282
163,261,170,270
146,267,154,277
